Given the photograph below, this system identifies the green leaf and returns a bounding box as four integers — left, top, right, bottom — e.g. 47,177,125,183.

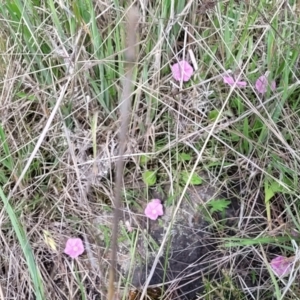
223,236,293,248
178,152,192,161
180,171,202,185
264,183,275,203
0,187,45,300
208,199,231,214
208,109,220,121
264,180,285,203
142,170,157,186
139,155,150,166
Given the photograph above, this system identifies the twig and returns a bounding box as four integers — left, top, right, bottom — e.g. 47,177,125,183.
107,6,139,300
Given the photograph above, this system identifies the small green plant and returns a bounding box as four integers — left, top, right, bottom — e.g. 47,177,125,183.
199,199,231,225
207,199,231,214
180,171,203,185
208,109,220,121
142,170,157,186
177,152,192,162
264,178,289,229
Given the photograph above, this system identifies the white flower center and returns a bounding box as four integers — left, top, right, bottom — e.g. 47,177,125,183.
73,246,78,251
152,209,157,214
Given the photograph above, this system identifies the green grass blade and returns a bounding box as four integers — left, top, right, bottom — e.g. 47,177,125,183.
0,188,45,300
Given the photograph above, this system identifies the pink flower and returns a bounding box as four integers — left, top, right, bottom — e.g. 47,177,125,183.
171,60,194,82
64,238,84,259
255,75,276,94
270,256,293,277
144,199,164,220
223,75,247,87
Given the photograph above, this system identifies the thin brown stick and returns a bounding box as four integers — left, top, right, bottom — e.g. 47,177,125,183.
107,6,139,300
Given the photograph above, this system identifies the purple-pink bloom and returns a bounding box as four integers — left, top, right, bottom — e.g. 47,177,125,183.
144,199,164,220
270,256,293,277
64,238,84,259
171,60,194,82
255,75,276,94
223,75,247,87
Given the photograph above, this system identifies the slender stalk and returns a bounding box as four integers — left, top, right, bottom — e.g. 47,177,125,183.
107,6,139,300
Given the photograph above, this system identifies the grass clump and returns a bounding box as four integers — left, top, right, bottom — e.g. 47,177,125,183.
0,0,300,299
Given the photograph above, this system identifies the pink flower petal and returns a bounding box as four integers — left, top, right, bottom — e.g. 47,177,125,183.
144,199,164,220
255,75,276,94
223,75,235,85
236,81,247,87
171,60,194,82
223,75,247,87
270,256,293,277
64,238,84,259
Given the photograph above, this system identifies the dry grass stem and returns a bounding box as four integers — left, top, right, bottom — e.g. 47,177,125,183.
107,5,140,300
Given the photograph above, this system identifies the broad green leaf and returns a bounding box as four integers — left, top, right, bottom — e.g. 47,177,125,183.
142,170,157,186
180,171,202,185
178,152,192,161
208,110,220,121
